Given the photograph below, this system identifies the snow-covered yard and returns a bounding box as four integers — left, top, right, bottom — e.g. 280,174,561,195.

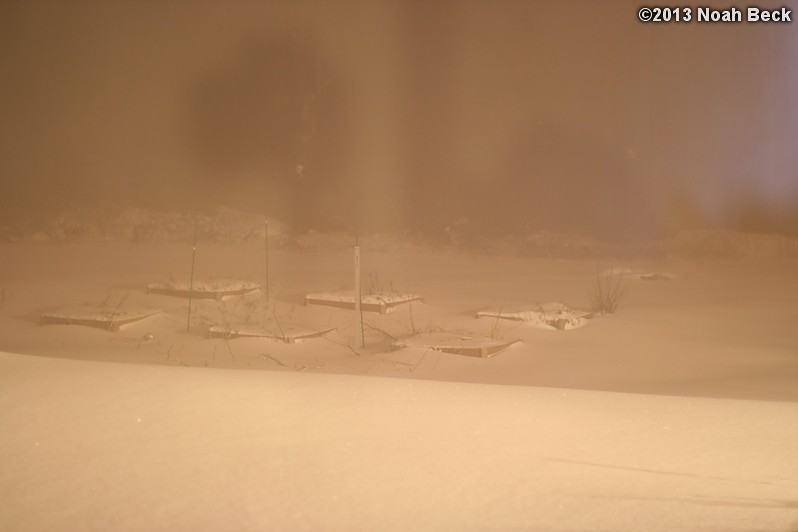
0,235,797,530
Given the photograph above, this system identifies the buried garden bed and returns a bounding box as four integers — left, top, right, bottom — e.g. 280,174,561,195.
392,333,520,358
305,291,423,314
147,279,260,300
476,302,593,331
207,324,335,343
40,306,163,332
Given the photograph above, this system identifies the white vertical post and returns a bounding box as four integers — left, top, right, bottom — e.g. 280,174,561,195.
354,244,364,348
264,217,270,301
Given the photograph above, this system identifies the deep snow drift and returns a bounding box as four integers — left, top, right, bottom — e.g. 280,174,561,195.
1,351,797,532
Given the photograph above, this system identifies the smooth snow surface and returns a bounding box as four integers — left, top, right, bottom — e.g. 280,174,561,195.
1,351,797,532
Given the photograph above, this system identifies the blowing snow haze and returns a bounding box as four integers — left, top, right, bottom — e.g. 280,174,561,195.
1,1,796,240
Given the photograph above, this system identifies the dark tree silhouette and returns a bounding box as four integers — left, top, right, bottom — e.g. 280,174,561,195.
185,34,349,228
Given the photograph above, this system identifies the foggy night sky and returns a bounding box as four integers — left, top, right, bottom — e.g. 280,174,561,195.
1,1,796,240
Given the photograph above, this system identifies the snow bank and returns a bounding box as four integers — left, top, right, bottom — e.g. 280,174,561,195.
0,206,289,244
5,204,796,261
657,229,798,259
2,352,796,532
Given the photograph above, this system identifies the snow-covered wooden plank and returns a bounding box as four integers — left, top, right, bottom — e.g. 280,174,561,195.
305,291,422,314
207,325,335,343
393,333,520,358
40,306,163,332
147,279,260,300
477,302,592,330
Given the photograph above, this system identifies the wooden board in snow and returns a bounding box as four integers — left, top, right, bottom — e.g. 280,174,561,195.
477,302,592,330
40,306,163,332
305,292,422,314
147,279,260,300
393,333,520,358
207,325,335,343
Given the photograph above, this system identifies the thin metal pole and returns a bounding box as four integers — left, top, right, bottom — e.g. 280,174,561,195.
353,194,365,348
186,214,199,332
354,244,364,348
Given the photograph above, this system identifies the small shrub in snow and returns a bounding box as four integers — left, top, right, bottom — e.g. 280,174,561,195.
589,270,629,315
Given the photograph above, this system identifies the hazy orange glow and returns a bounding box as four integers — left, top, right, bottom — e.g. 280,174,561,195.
0,1,795,239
